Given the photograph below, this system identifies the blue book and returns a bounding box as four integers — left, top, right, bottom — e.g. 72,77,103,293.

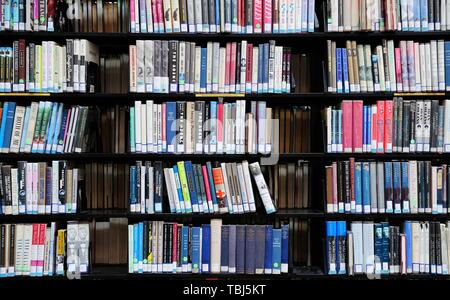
215,0,220,27
50,103,64,153
264,225,273,273
129,166,137,211
220,225,229,272
337,110,343,150
153,162,163,213
210,102,218,149
201,225,211,273
184,161,199,212
245,225,256,274
331,109,337,150
191,227,201,273
354,162,362,213
263,43,269,93
181,226,189,272
200,48,207,93
381,222,390,274
336,48,343,93
272,228,282,274
337,221,346,275
129,107,135,153
192,164,204,213
19,106,30,151
445,42,450,92
392,161,402,213
374,223,383,274
11,0,18,29
363,106,367,150
420,0,428,30
3,102,16,152
236,225,246,274
326,221,337,274
44,103,58,153
362,162,371,213
342,48,349,93
0,102,10,151
138,222,144,273
172,165,186,213
401,161,410,213
367,105,372,152
166,102,177,153
258,44,264,92
404,221,413,273
133,224,139,273
384,162,394,213
254,225,265,274
281,224,289,273
413,0,421,31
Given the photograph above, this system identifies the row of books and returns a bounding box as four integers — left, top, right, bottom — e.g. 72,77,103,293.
326,0,450,32
129,160,276,214
324,99,450,153
130,100,273,154
326,221,450,275
0,39,99,93
129,40,294,94
326,39,450,93
325,160,450,214
0,0,128,33
130,0,316,33
0,161,79,215
0,222,89,277
128,219,289,274
0,101,89,154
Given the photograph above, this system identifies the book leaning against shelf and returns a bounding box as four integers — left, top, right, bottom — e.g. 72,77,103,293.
0,222,89,278
129,160,277,214
326,220,450,276
128,219,289,274
326,0,450,32
0,160,80,215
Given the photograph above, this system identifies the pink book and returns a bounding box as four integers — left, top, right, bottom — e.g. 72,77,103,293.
26,165,33,213
201,165,213,211
130,0,136,32
384,100,394,153
263,0,272,33
217,103,223,151
399,41,409,92
152,0,159,32
341,100,353,153
162,103,166,152
376,100,385,153
395,47,402,91
157,0,164,31
230,42,237,92
33,0,39,30
332,162,339,212
352,100,363,152
225,43,231,91
253,0,263,33
30,224,39,274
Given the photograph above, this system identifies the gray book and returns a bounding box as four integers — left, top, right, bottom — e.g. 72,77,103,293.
245,225,256,274
161,41,169,93
153,40,161,92
228,225,237,273
254,225,266,274
179,0,189,32
393,97,399,152
430,99,439,152
190,43,196,92
370,162,378,213
402,100,411,152
377,162,385,213
201,0,210,31
194,101,204,153
184,42,191,92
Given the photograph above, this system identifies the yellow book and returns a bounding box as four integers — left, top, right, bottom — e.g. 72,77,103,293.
56,229,66,275
176,161,192,213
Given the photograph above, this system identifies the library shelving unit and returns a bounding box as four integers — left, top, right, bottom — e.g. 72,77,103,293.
3,0,450,281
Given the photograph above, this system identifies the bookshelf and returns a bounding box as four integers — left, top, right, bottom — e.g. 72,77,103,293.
2,0,450,282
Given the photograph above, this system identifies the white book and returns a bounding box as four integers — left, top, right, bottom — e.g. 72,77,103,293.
279,0,288,32
144,41,154,92
409,160,418,213
419,44,427,91
128,225,134,273
240,41,247,92
252,47,259,93
363,222,375,274
212,43,220,92
257,102,266,153
9,106,25,153
218,48,226,93
194,47,201,92
423,100,431,152
414,42,421,91
66,106,79,153
163,168,176,213
425,43,432,91
206,42,213,92
430,41,439,91
210,219,222,273
441,224,449,274
140,104,147,153
171,0,181,31
25,163,32,214
287,0,296,32
163,0,173,32
221,163,234,213
22,225,33,276
438,40,445,91
351,222,364,274
236,163,249,212
14,224,24,276
194,0,203,32
135,101,142,152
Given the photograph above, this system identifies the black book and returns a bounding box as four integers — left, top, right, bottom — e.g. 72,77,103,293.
418,160,424,211
409,100,416,150
402,100,411,151
435,222,442,273
245,225,256,274
430,100,439,151
429,0,435,29
0,225,5,269
429,222,436,273
162,223,168,266
2,165,11,210
344,160,350,210
143,221,149,267
425,161,431,211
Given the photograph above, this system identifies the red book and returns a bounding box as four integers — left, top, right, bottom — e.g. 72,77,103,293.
152,0,159,31
202,165,213,209
376,101,385,153
225,43,231,91
384,100,394,153
349,157,355,212
342,100,353,153
352,100,363,152
246,44,253,90
31,224,39,272
263,0,272,33
395,48,402,91
238,0,243,32
253,0,263,33
230,42,237,92
38,224,46,272
172,223,178,267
